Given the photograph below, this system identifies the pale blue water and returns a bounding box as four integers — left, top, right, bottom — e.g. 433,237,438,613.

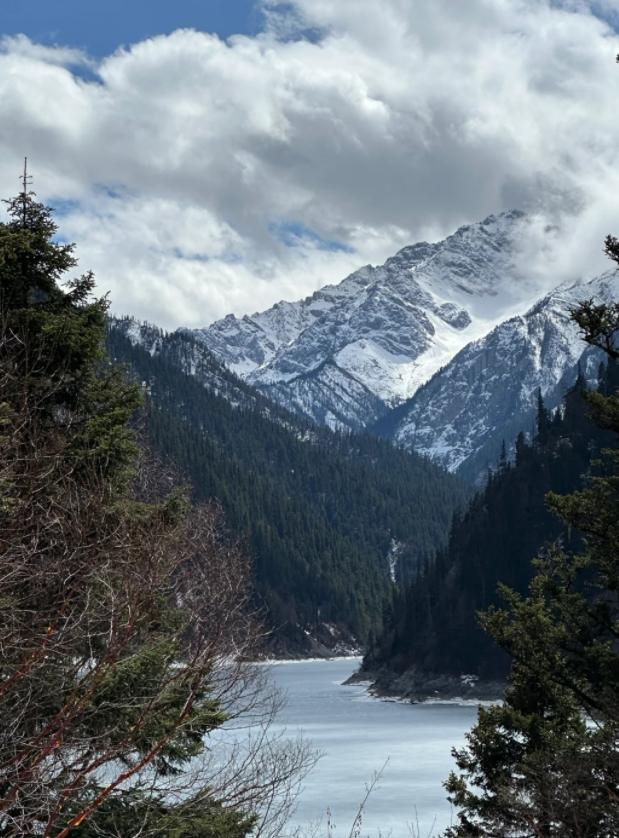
268,658,477,838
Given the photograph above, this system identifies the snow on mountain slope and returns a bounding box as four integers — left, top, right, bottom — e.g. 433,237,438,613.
375,271,619,482
191,210,548,430
108,316,287,416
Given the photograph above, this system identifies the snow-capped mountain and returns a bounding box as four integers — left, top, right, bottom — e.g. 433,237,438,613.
376,272,618,482
108,316,289,417
192,210,547,430
184,211,616,481
107,316,330,451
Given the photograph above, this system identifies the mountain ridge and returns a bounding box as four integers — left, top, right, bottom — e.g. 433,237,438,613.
190,210,546,431
379,271,618,481
106,317,469,653
187,213,618,481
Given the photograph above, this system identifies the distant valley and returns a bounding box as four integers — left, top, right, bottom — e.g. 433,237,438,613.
108,212,618,656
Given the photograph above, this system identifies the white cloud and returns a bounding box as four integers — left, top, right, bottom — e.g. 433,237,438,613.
0,34,93,69
0,1,617,328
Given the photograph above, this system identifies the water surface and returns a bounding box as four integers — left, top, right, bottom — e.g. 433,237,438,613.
268,658,477,837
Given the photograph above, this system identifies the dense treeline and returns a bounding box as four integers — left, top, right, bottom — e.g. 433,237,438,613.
444,251,619,835
0,184,314,836
365,359,618,680
107,323,468,647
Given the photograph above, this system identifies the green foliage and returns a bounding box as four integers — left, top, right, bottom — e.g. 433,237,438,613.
443,298,619,834
365,363,615,680
107,324,469,647
71,791,256,838
0,188,255,836
0,188,78,308
0,187,139,489
571,296,619,362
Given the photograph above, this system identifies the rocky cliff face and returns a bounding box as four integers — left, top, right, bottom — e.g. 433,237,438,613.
192,210,543,430
108,316,296,424
185,212,617,480
376,272,618,482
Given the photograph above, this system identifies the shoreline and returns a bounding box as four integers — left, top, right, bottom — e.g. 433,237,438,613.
256,654,505,704
257,654,362,665
347,667,505,704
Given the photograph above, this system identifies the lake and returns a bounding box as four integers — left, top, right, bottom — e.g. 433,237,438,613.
267,658,478,837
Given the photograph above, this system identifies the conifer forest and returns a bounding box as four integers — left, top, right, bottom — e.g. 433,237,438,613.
1,4,618,836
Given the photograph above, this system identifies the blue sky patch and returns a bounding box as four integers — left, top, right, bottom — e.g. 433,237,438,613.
45,197,81,217
2,0,262,58
550,0,619,31
270,221,354,253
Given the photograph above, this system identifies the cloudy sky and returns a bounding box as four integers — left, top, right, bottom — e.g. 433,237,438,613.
1,0,618,328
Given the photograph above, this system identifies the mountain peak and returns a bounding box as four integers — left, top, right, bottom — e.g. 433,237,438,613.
381,269,618,481
189,210,560,432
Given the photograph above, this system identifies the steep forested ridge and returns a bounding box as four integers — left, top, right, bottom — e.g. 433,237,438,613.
365,360,618,683
106,319,468,650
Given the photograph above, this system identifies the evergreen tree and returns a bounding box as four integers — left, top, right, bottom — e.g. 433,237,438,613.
499,439,508,470
443,245,619,836
107,320,468,650
0,178,306,836
363,363,611,686
535,389,551,447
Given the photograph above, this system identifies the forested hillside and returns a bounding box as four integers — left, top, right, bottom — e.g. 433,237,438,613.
364,359,618,690
107,320,468,652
